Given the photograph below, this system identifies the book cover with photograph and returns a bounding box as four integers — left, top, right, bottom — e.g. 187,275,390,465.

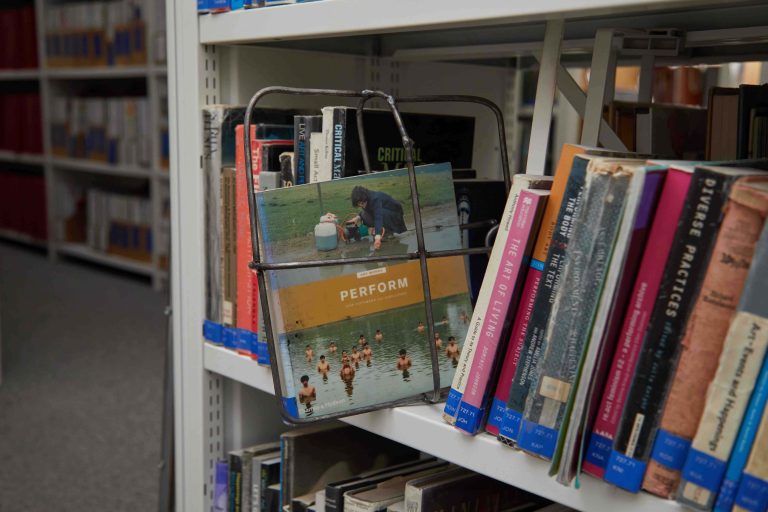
255,163,472,420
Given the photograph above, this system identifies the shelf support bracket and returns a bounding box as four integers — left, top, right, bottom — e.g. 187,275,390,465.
526,19,564,175
552,63,627,151
581,28,617,147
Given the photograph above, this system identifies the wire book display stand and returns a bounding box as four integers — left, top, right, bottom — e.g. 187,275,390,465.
244,87,511,424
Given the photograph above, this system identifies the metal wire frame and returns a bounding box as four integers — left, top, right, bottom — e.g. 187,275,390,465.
243,86,511,424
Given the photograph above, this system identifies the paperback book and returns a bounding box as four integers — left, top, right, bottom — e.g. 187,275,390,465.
679,219,768,510
644,177,768,499
255,163,472,420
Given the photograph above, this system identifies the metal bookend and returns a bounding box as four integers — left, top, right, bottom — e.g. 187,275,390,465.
243,86,511,423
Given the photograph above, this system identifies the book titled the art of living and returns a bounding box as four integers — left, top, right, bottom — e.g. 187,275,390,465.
255,163,472,421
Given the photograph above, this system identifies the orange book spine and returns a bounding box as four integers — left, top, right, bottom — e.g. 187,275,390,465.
643,177,768,498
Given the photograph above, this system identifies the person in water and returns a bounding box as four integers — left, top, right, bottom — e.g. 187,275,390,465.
297,375,316,406
351,347,361,366
445,336,459,359
350,185,407,251
416,321,425,333
434,332,443,349
358,334,366,346
328,341,337,353
340,362,355,382
362,343,373,360
374,329,383,342
317,355,330,373
397,348,412,371
305,345,314,361
341,350,350,365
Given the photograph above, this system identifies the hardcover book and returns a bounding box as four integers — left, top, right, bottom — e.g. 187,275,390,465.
584,164,694,479
644,177,768,498
605,166,767,494
517,159,633,462
255,163,472,420
453,188,548,435
559,164,665,486
294,115,322,185
679,219,768,510
445,173,554,427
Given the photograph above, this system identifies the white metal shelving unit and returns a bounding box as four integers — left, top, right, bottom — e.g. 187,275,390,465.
167,1,768,511
0,0,169,289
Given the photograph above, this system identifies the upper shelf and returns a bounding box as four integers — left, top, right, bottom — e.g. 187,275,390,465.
203,342,682,512
199,0,768,60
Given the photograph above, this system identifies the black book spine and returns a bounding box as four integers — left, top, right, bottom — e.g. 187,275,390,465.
293,116,308,185
331,108,346,180
324,487,341,512
607,168,733,488
505,157,589,416
229,453,243,512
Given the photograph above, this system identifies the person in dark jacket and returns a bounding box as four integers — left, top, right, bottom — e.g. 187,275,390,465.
350,185,406,250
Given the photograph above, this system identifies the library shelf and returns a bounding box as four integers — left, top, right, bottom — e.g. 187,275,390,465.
51,157,156,179
0,228,46,248
198,0,763,46
0,69,40,81
58,242,157,277
0,151,45,166
202,342,683,512
44,65,167,80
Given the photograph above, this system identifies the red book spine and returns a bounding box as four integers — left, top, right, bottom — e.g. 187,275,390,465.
235,125,254,356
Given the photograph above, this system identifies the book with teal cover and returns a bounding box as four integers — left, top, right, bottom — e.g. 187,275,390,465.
255,163,472,421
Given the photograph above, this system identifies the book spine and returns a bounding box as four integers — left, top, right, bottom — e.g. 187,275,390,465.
455,189,547,434
443,180,528,423
490,269,540,440
331,108,345,179
309,132,323,184
715,346,768,512
222,168,238,328
214,460,228,512
518,168,627,460
605,169,734,493
251,458,260,512
678,221,768,510
319,107,334,183
645,180,768,498
584,168,692,478
563,169,664,485
230,453,243,512
733,405,768,512
203,106,224,329
235,126,255,356
293,116,308,185
502,156,589,442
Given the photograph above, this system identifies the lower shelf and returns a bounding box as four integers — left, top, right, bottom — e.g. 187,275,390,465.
203,342,682,512
58,242,158,276
0,228,47,248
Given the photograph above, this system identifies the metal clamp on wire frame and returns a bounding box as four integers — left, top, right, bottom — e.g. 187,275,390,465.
244,86,511,422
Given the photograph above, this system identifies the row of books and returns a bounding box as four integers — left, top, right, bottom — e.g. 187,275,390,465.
86,189,154,263
0,92,43,155
44,0,149,68
0,6,38,70
443,142,768,510
220,422,568,512
0,170,46,241
51,96,152,168
201,105,476,371
197,0,322,14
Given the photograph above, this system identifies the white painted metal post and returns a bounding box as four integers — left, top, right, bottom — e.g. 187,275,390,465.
526,19,564,175
581,29,617,147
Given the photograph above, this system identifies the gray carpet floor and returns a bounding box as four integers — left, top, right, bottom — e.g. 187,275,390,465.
0,243,168,511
